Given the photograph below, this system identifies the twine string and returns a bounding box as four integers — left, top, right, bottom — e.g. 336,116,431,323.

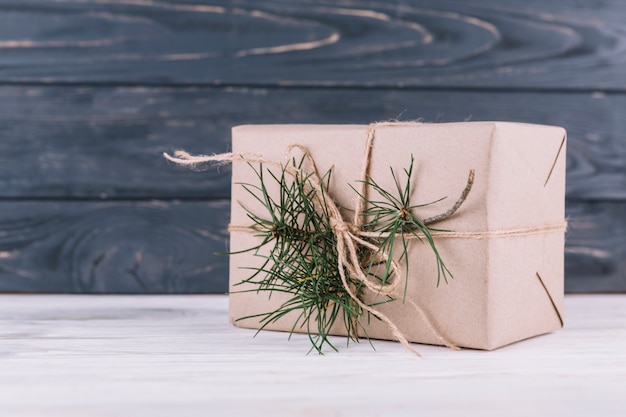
164,122,567,355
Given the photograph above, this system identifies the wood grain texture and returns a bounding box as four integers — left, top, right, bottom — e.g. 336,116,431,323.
1,86,624,200
0,200,230,293
0,200,623,293
1,1,624,293
565,202,626,292
0,294,625,416
0,0,625,89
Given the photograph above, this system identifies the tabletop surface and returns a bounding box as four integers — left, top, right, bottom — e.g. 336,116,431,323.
1,294,625,417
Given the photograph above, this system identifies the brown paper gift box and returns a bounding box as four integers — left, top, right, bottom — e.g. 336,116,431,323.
228,122,566,350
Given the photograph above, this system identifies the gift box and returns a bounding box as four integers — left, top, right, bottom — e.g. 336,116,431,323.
227,122,566,351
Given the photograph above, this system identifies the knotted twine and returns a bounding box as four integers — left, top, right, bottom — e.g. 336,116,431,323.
164,122,568,356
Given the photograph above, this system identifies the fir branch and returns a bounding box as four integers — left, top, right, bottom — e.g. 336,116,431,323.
232,157,365,354
357,155,455,289
231,154,472,353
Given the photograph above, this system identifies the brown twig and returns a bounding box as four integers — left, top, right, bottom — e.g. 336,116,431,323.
424,169,475,226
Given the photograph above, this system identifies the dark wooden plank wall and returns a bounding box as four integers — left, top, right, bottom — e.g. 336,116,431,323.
0,0,624,293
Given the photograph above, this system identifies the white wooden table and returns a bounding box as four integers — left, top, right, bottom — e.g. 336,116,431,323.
1,295,625,417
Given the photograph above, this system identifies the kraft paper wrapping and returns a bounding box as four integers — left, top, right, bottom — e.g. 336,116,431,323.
228,122,566,350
